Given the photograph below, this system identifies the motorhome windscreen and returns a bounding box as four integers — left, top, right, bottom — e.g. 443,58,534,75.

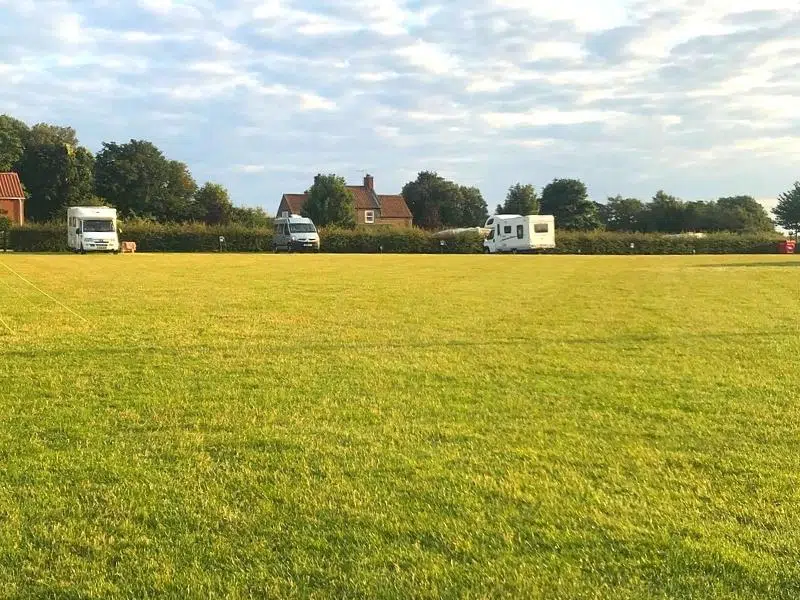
289,223,316,233
83,220,115,232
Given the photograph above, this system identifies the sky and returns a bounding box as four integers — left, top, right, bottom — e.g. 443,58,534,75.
1,0,799,216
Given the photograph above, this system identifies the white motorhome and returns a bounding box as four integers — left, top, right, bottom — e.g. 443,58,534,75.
483,214,555,254
67,206,120,253
273,214,320,252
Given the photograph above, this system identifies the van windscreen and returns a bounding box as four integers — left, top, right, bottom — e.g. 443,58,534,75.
289,223,316,233
83,220,115,232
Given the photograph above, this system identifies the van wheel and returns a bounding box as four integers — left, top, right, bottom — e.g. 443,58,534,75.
512,249,518,254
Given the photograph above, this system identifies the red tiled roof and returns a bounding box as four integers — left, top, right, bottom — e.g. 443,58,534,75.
280,181,412,221
0,173,24,200
346,186,379,210
281,194,308,214
378,194,412,219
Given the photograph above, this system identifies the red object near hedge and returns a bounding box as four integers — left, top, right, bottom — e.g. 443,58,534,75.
778,240,796,254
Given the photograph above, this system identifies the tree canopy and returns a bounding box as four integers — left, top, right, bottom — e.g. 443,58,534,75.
774,182,800,236
302,174,356,228
402,171,488,229
540,178,601,230
497,184,538,216
0,113,261,225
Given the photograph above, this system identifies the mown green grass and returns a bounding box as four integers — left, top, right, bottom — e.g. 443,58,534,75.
1,253,800,598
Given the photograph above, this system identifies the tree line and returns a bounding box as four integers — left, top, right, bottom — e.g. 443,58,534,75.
0,114,271,226
310,171,782,234
4,112,797,234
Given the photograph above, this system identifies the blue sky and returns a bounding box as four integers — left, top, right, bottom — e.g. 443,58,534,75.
2,0,798,215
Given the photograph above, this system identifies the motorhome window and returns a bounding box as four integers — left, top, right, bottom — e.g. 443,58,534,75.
283,224,290,235
534,223,549,233
517,225,524,239
504,225,512,234
486,230,494,240
289,223,316,233
82,220,114,232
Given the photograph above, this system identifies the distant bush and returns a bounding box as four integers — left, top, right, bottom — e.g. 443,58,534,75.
544,231,786,255
319,226,483,253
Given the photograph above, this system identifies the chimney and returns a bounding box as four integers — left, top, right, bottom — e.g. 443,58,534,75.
364,173,374,191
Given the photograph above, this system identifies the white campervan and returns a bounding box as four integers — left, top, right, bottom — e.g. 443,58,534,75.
483,214,555,254
273,214,320,252
67,206,120,253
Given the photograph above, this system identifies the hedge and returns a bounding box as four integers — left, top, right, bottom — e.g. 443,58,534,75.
3,223,789,255
542,231,787,255
319,226,483,253
8,222,274,253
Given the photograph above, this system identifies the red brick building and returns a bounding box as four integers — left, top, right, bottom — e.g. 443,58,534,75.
0,173,25,225
278,174,413,227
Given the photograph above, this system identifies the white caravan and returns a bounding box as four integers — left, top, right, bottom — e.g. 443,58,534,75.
67,206,120,253
483,214,555,254
273,214,320,252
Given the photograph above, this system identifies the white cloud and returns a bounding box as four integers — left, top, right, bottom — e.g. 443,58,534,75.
395,41,461,75
3,0,800,212
483,109,627,128
233,164,266,173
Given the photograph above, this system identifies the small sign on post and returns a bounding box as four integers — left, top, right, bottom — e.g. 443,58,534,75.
219,235,226,252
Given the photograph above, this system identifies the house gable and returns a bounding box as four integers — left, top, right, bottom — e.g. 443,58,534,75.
277,175,412,226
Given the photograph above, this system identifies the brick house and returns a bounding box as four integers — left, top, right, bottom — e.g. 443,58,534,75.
0,173,25,225
278,174,413,227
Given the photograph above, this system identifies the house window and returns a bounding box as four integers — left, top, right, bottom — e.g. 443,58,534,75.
365,210,375,224
282,211,289,218
517,225,524,239
534,223,549,233
504,225,512,234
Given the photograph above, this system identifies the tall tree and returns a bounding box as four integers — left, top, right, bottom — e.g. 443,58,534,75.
26,122,78,148
774,182,800,237
302,174,356,228
499,183,538,215
402,172,487,229
17,137,95,222
229,205,272,227
714,195,774,232
641,190,685,233
603,196,645,231
540,178,600,230
0,115,29,171
95,140,197,221
195,182,233,225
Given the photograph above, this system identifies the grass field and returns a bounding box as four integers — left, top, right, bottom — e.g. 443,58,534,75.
1,253,800,598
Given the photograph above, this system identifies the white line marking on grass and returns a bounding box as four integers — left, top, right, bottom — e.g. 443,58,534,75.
0,261,89,323
0,274,37,306
0,315,13,334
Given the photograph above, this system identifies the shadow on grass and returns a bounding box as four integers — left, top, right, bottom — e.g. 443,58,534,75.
696,260,800,268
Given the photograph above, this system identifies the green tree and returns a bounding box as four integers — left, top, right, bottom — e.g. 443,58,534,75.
402,172,487,229
95,140,197,222
302,174,356,228
229,206,272,228
713,196,774,233
641,191,685,233
603,196,645,231
540,178,600,230
499,183,538,215
17,138,95,222
774,182,800,237
195,182,233,225
0,115,29,171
